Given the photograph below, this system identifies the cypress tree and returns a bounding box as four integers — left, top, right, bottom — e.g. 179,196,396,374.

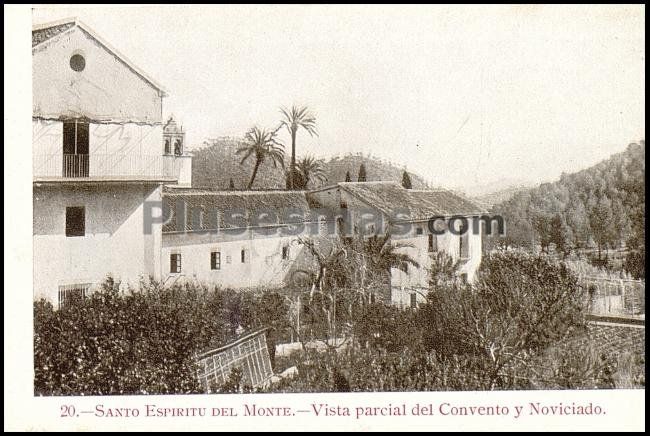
402,171,412,189
358,164,367,182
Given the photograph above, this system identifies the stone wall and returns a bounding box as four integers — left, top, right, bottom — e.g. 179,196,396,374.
586,321,645,355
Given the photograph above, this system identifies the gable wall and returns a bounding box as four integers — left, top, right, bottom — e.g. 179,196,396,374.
33,26,162,123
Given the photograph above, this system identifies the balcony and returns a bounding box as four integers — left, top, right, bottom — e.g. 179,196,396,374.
34,154,183,182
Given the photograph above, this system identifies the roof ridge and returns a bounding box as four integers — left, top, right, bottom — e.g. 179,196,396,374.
165,190,307,196
339,180,400,185
32,17,78,31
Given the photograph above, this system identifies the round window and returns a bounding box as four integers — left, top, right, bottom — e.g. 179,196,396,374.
70,54,86,72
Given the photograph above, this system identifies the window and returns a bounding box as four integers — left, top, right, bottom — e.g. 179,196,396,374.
174,138,183,156
164,138,171,155
241,249,247,263
459,232,469,259
282,245,290,260
62,120,89,177
410,293,417,309
211,251,221,270
170,253,182,273
65,206,85,237
58,283,90,309
226,255,232,264
428,234,437,252
70,54,86,72
416,227,423,235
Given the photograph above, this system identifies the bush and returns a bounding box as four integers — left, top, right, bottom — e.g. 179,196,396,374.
418,252,588,389
34,279,288,396
353,303,419,352
624,249,645,279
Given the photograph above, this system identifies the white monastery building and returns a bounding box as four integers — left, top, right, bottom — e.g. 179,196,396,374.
32,18,191,306
32,18,485,309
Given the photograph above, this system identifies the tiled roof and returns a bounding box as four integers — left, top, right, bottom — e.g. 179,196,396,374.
337,181,486,221
162,190,316,232
32,22,74,47
405,189,487,219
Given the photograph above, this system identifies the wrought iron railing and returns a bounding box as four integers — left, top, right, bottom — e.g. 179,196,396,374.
34,154,182,179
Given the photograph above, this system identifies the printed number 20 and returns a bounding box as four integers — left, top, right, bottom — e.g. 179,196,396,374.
60,405,76,417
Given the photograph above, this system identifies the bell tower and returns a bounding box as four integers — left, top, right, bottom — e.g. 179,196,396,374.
163,115,185,156
162,114,192,188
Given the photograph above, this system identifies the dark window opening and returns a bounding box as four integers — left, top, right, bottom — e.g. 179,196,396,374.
174,139,183,156
62,120,89,177
164,138,171,155
241,249,246,263
170,253,182,273
282,246,289,260
65,206,85,237
416,227,423,235
70,54,86,72
428,234,437,252
211,251,221,270
460,232,469,259
410,293,417,309
58,284,89,309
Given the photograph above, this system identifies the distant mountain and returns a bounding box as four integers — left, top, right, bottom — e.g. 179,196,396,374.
191,138,432,190
191,137,285,190
321,153,431,189
471,185,535,209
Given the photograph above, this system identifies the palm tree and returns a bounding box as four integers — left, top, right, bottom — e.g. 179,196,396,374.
363,234,420,274
279,105,318,190
236,126,285,189
296,156,327,189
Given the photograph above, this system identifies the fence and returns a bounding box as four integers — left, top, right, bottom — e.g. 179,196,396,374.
580,275,645,318
195,328,274,393
34,154,182,179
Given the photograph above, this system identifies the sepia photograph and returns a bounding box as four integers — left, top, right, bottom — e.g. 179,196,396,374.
4,3,645,432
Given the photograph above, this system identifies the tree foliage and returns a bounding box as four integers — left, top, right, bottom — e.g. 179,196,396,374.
488,141,645,266
236,126,285,189
358,163,367,182
34,280,289,396
401,170,412,189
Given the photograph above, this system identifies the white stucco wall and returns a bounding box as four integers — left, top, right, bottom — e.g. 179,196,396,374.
33,183,163,305
309,185,483,307
391,217,482,308
33,119,163,155
33,119,165,177
175,155,193,187
32,26,162,123
161,229,314,289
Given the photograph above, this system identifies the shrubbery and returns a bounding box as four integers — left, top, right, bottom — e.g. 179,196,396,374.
270,252,626,391
34,279,289,396
35,252,639,394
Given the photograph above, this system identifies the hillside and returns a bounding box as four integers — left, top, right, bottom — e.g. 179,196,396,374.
471,185,535,210
191,138,431,190
488,140,645,277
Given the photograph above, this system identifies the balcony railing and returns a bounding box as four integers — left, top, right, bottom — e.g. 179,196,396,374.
34,154,182,180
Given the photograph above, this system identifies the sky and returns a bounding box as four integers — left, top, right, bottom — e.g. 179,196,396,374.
32,5,645,192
